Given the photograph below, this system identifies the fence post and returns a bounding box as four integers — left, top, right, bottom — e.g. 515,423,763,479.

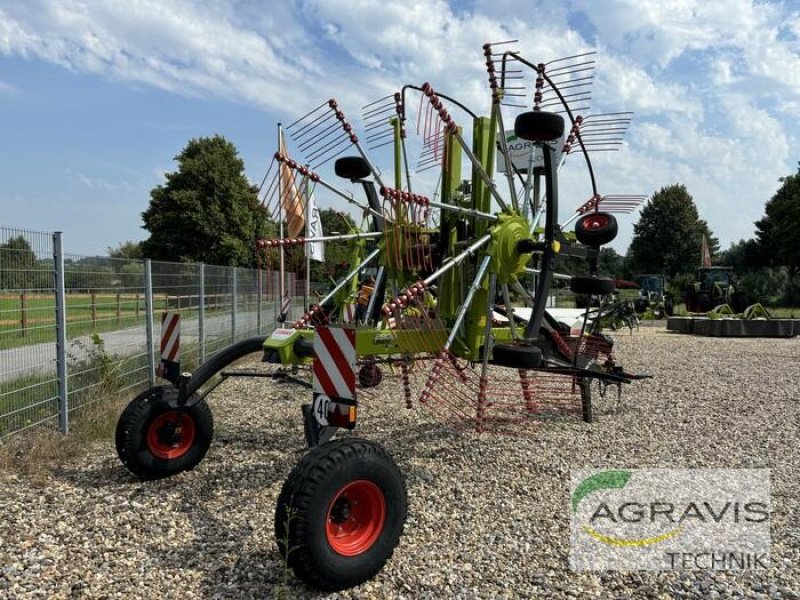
257,267,263,334
20,292,27,337
199,263,206,364
231,267,238,342
53,232,70,434
145,259,156,386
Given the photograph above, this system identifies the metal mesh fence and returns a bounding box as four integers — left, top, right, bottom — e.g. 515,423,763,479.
0,225,309,438
0,227,60,435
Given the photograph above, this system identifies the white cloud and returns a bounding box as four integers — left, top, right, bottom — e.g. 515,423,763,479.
0,79,16,94
1,0,798,252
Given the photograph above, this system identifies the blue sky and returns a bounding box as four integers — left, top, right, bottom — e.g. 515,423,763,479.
1,0,799,258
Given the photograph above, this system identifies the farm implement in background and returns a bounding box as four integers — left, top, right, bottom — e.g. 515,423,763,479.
114,41,651,591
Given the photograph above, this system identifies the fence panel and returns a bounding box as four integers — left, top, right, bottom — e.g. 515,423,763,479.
62,254,150,418
1,224,304,438
0,227,60,435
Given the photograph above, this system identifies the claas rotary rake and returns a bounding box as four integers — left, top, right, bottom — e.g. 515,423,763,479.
114,40,649,591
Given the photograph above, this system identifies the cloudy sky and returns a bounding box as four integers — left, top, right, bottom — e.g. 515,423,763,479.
1,0,799,258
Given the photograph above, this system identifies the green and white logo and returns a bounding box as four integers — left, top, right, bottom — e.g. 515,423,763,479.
569,469,771,571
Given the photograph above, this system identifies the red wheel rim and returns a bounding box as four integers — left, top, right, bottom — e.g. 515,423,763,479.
146,411,196,460
582,214,610,229
326,480,386,556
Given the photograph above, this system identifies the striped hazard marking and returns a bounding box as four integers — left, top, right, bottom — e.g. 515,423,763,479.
312,326,356,400
160,312,180,362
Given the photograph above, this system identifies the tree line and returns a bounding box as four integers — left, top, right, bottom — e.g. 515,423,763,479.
4,135,798,307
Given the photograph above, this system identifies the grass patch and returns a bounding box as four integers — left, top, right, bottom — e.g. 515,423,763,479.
0,392,128,484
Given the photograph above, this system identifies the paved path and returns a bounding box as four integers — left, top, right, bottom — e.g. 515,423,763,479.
0,300,307,384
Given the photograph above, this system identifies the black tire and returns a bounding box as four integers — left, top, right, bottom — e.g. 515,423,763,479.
570,276,616,296
696,292,714,313
334,156,371,180
575,212,618,246
115,387,214,481
275,438,407,592
580,378,593,423
665,297,675,316
491,342,543,368
358,364,383,388
514,111,565,142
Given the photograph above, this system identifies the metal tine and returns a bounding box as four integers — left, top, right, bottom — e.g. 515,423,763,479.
366,129,393,143
552,79,595,93
297,122,342,152
576,138,626,146
582,126,630,134
546,59,596,76
306,136,351,164
363,102,396,120
545,50,597,65
362,93,395,110
291,111,338,142
581,140,624,146
307,138,352,166
501,102,529,108
364,118,394,132
312,143,352,170
542,90,592,103
417,154,441,166
260,174,278,212
487,39,520,50
546,67,596,83
369,139,396,151
256,157,276,195
582,121,631,129
297,132,342,158
544,75,595,88
363,109,396,126
286,100,331,130
583,111,633,119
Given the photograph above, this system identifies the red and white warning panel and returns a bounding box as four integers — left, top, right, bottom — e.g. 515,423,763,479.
312,326,357,429
157,311,181,383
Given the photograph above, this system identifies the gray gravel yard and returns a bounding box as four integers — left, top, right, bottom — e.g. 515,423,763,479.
1,327,798,599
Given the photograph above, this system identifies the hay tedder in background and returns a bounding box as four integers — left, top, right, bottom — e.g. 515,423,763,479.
115,41,649,591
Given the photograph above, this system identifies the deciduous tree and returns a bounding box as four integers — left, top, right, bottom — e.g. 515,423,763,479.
141,136,268,267
627,184,718,278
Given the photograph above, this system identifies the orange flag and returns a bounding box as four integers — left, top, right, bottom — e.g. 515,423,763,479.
279,136,305,238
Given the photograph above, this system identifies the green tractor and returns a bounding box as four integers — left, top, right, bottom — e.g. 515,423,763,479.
684,266,750,313
634,273,674,318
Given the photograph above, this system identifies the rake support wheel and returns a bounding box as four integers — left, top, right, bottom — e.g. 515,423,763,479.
491,342,543,369
115,387,214,481
275,438,407,592
514,111,565,142
570,276,616,296
575,212,618,247
334,156,371,180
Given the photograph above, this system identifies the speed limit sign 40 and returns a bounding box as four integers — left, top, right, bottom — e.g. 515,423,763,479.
312,394,330,426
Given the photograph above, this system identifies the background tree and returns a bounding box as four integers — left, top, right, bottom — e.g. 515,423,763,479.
753,167,800,276
141,135,268,267
626,184,718,278
0,236,44,290
108,241,143,260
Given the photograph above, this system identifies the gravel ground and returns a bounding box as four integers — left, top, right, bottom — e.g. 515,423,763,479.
1,327,798,599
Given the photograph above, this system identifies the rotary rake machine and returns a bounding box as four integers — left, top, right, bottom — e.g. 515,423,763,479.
114,41,649,591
